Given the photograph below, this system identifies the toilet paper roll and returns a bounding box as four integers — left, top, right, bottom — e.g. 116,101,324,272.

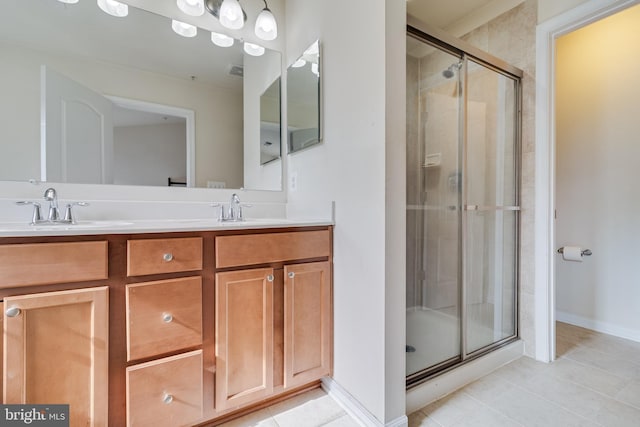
562,246,583,262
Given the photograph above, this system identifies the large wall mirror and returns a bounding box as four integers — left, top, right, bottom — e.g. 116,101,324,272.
287,40,322,154
0,0,282,191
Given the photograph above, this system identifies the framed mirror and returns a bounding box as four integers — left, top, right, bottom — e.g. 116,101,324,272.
287,40,322,154
0,0,282,191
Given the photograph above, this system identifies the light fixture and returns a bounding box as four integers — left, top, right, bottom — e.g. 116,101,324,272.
254,0,277,41
291,59,306,68
172,19,198,37
97,0,128,17
57,0,79,4
211,32,234,48
311,63,319,76
177,0,205,17
219,0,244,30
243,42,265,57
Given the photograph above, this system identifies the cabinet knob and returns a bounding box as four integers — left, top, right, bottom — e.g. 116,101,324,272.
163,253,174,262
162,393,173,404
266,274,274,282
162,312,173,323
288,272,295,279
5,306,21,318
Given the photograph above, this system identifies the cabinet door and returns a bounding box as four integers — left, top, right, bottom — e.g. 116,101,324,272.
284,261,331,388
3,287,109,427
215,268,274,410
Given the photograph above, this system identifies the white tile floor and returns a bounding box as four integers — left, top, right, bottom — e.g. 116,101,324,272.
409,322,640,427
217,388,362,427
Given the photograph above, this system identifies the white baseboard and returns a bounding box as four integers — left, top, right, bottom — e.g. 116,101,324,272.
556,311,640,343
405,340,524,414
321,378,408,427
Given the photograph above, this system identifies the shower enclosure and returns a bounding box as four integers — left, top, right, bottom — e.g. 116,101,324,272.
406,25,522,385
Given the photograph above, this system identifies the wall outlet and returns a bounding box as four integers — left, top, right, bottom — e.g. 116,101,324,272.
289,172,298,192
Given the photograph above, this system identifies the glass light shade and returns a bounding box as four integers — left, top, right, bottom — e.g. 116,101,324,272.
291,59,306,68
311,62,319,76
177,0,205,17
254,8,277,41
172,20,198,37
211,32,234,48
243,42,265,57
304,41,319,57
57,0,79,4
219,0,244,30
97,0,128,17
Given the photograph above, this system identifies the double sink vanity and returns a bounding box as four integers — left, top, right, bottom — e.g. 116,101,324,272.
0,191,334,426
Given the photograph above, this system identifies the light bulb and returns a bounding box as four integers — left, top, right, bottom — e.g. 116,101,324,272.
304,41,319,57
172,20,198,37
97,0,128,17
211,32,234,48
292,59,306,68
244,42,265,57
219,0,244,30
177,0,205,17
254,7,277,41
57,0,79,4
312,63,319,76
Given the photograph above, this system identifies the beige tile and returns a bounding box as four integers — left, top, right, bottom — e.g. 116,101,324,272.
488,387,600,427
217,408,278,427
462,374,519,405
616,380,640,410
421,391,485,426
564,346,640,381
546,357,628,397
492,356,551,383
268,389,345,427
321,414,363,427
449,406,523,427
408,410,442,427
595,399,640,427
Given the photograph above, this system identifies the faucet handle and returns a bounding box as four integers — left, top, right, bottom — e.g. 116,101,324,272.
211,203,225,221
16,201,42,224
64,202,89,224
238,204,252,221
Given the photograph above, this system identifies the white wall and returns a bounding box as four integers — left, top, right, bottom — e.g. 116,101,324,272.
555,4,640,340
285,0,406,424
114,122,186,186
538,0,590,22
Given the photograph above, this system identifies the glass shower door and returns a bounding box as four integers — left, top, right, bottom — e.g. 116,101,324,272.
406,37,463,377
463,60,519,354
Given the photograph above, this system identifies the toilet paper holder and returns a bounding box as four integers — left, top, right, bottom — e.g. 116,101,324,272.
557,247,592,256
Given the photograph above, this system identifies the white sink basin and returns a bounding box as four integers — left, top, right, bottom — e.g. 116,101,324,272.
0,220,135,232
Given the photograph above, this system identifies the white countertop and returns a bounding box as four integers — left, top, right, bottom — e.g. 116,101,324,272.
0,218,334,238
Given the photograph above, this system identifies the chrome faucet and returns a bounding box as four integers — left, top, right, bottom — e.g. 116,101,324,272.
212,193,250,222
16,187,88,225
43,187,60,221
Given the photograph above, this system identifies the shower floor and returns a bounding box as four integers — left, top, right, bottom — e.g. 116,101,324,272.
406,304,498,376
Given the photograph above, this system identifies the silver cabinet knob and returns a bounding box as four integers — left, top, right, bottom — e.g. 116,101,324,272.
162,313,173,323
267,274,274,282
162,393,173,404
163,253,174,262
5,306,21,318
288,272,295,279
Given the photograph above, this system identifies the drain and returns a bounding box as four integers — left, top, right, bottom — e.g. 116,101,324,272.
406,345,416,353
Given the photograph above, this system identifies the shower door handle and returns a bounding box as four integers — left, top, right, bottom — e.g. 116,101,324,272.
464,205,521,211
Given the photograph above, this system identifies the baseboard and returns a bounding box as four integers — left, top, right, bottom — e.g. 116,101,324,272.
321,378,409,427
556,311,640,343
405,340,524,414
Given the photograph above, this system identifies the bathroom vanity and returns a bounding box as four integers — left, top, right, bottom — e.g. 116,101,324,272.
0,221,333,427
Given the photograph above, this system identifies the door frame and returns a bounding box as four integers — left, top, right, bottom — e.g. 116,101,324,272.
534,0,639,363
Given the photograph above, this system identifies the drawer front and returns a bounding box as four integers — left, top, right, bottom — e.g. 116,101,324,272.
126,277,202,361
126,350,203,427
0,241,108,289
127,237,203,276
215,230,331,268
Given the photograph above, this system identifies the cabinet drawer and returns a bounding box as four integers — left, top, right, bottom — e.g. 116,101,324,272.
126,277,202,361
0,241,108,289
127,237,202,276
215,230,331,268
126,350,203,427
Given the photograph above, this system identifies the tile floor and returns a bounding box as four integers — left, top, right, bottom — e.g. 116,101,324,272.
217,388,362,427
409,322,640,427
